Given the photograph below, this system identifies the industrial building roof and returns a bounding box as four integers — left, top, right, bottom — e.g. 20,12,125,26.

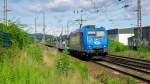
108,28,134,34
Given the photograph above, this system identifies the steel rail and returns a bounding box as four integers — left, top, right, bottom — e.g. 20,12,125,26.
44,44,150,82
109,54,150,63
100,57,150,74
94,61,150,83
107,55,150,70
94,55,150,82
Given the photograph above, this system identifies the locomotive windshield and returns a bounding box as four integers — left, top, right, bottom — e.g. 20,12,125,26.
88,31,105,37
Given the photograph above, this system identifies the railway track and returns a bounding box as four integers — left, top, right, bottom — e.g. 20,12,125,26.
45,45,150,82
94,55,150,83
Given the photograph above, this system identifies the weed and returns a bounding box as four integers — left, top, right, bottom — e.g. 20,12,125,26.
138,47,150,52
72,60,89,80
107,79,125,84
26,44,43,61
96,70,130,84
96,71,109,84
127,76,136,84
55,50,72,76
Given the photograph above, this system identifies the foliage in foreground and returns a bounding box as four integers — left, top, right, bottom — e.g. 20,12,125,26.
0,46,94,84
0,45,52,84
55,50,89,84
55,50,72,75
0,22,95,84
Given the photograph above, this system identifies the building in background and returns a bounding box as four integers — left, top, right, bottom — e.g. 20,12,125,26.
108,28,134,45
129,26,150,48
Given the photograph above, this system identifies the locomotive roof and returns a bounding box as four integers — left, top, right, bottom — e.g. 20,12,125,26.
82,25,95,28
70,26,106,35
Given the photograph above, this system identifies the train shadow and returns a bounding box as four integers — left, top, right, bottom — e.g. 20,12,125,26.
69,52,104,62
57,49,105,62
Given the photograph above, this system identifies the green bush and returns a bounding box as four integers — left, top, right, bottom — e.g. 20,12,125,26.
108,38,128,52
55,50,72,76
0,22,32,49
138,47,150,53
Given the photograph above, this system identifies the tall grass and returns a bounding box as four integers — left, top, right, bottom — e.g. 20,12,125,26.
138,47,150,52
0,22,52,84
0,45,52,84
108,38,128,52
108,38,150,60
26,44,44,61
54,50,90,84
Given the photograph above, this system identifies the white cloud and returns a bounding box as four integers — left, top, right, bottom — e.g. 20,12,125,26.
27,0,74,13
47,0,74,12
25,0,150,26
9,0,22,3
27,3,47,13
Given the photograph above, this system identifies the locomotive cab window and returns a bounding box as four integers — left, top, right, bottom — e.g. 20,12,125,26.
88,31,96,37
96,31,105,37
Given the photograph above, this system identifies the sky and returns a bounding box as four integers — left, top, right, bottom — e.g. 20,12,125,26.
0,0,150,36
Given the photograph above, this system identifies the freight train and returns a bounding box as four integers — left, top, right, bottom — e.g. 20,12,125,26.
50,25,108,59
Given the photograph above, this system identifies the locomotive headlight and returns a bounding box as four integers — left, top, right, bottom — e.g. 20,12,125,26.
88,46,92,48
94,41,100,45
103,45,107,48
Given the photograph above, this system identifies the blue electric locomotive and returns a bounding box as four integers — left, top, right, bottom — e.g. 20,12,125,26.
68,25,108,59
